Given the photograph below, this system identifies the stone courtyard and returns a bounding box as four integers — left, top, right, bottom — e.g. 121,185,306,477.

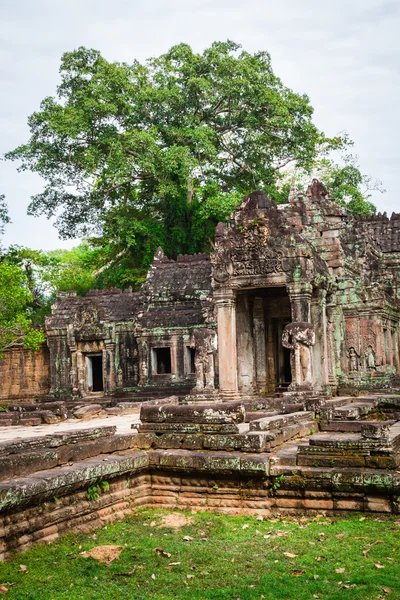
1,181,400,558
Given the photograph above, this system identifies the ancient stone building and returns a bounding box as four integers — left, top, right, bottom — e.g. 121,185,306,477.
211,181,400,398
2,181,400,552
45,248,213,398
2,180,400,401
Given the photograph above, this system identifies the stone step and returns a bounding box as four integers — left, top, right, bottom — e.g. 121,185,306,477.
320,420,366,433
0,433,140,481
0,426,117,456
333,402,377,420
269,442,300,468
249,411,312,432
140,401,245,424
246,411,279,422
308,433,380,449
0,452,148,513
135,419,314,454
267,421,314,450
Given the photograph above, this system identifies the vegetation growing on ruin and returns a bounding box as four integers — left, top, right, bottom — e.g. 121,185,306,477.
0,510,398,599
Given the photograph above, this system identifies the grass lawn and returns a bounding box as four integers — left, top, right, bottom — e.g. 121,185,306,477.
0,510,399,599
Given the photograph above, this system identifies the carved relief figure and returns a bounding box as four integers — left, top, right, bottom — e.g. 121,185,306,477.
189,328,217,390
282,322,315,389
365,345,376,370
348,347,359,372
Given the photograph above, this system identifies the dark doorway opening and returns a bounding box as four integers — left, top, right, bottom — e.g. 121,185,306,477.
283,346,292,383
91,355,104,392
154,348,172,374
187,347,196,373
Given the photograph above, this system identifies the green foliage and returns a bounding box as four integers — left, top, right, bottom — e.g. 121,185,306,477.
86,485,100,501
87,481,110,501
0,510,398,599
6,41,334,282
0,263,45,357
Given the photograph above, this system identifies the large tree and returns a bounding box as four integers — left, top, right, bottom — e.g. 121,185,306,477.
6,41,378,287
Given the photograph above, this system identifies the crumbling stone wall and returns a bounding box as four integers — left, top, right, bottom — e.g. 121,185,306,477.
0,344,50,402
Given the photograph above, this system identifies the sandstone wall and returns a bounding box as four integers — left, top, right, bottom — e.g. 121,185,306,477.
0,344,50,402
0,469,396,560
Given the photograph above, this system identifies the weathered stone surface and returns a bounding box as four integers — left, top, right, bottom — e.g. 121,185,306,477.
73,405,105,419
249,411,311,432
140,402,245,424
0,452,149,512
0,426,117,456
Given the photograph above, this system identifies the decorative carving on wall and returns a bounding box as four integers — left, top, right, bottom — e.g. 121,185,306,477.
189,328,217,390
231,245,283,276
362,321,377,354
365,345,376,370
282,321,315,390
345,318,360,354
348,347,359,372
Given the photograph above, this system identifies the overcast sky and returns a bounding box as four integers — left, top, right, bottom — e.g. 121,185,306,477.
0,0,399,250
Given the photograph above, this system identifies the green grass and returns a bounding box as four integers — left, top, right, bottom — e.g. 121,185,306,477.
0,510,399,599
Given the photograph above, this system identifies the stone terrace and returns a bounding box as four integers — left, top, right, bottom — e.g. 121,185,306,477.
1,393,400,559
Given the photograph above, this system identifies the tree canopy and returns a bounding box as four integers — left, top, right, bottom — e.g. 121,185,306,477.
6,41,381,289
0,200,45,356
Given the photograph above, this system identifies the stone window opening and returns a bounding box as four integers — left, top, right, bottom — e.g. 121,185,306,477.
186,346,196,373
86,354,104,392
153,348,172,374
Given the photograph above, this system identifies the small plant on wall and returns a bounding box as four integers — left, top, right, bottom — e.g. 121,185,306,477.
87,481,110,501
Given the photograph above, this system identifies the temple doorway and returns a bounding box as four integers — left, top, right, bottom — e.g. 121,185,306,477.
236,287,291,395
86,354,104,392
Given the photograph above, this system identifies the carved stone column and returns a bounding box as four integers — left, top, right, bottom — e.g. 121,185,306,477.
215,289,239,398
286,282,315,392
310,288,330,394
104,343,116,394
253,297,267,393
326,304,339,389
236,294,255,393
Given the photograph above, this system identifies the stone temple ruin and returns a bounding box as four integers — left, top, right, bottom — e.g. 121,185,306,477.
1,180,400,557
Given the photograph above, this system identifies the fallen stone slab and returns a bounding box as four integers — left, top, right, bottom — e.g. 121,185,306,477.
140,402,245,424
148,449,269,475
8,402,68,419
0,426,117,456
0,433,140,480
138,422,239,434
73,405,106,419
249,411,312,432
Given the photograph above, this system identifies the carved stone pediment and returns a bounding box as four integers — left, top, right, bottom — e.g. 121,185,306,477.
72,306,103,338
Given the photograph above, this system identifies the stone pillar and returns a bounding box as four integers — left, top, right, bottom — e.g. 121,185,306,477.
253,297,267,393
394,327,399,373
286,282,314,392
104,343,116,394
326,304,339,390
388,325,394,368
215,289,238,398
76,350,86,394
70,348,78,392
236,294,255,394
310,288,330,394
287,282,312,322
